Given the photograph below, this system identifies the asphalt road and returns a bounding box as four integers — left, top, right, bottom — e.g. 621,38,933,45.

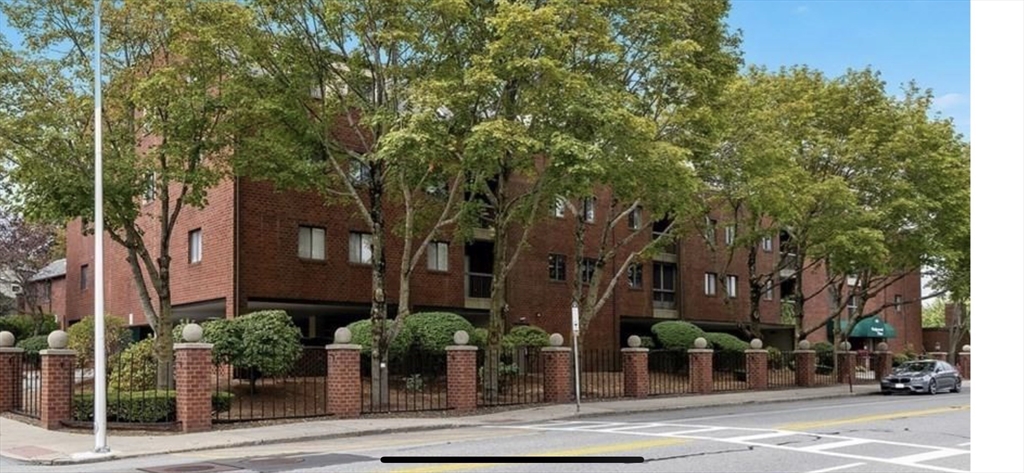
0,389,970,473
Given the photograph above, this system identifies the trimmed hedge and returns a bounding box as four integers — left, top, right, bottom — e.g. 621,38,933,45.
767,346,785,370
705,332,748,353
503,325,549,348
639,336,656,349
346,319,414,359
0,314,58,341
405,312,474,353
15,334,48,358
813,341,835,368
470,327,489,349
651,321,706,349
72,391,233,423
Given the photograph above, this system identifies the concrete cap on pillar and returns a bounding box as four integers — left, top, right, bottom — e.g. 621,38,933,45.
876,342,889,352
47,330,69,349
549,333,564,347
334,327,353,344
453,330,469,346
182,323,204,343
798,340,811,350
693,337,708,349
750,338,763,349
627,335,641,348
962,345,970,352
0,331,14,347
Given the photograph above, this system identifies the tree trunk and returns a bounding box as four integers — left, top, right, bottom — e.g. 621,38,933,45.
792,252,806,350
746,244,763,340
155,293,174,389
369,175,390,410
483,214,509,404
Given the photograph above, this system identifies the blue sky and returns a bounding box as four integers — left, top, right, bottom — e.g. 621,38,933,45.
727,0,970,140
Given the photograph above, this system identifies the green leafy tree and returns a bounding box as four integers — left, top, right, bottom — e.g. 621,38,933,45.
67,315,132,367
233,310,303,392
1,0,255,384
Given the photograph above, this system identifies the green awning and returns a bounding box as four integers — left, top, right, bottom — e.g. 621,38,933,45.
828,317,897,338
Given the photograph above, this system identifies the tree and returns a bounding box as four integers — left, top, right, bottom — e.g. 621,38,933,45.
0,211,57,317
1,0,254,383
921,297,947,328
233,310,303,393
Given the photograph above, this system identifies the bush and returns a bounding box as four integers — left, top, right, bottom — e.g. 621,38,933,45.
705,332,749,353
767,346,785,370
234,310,303,378
405,312,474,353
346,319,414,359
172,318,243,366
16,334,49,359
72,391,233,423
893,353,911,367
651,321,706,350
813,341,835,368
470,327,489,349
639,336,656,349
67,315,132,366
0,314,59,340
503,325,549,348
109,337,158,391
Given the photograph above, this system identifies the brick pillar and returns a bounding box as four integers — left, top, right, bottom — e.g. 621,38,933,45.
794,350,816,387
688,349,713,394
40,349,75,430
0,347,24,412
957,353,970,379
326,344,361,418
745,350,768,390
542,347,572,403
873,351,893,381
622,348,649,398
837,351,856,384
174,343,213,433
446,346,477,412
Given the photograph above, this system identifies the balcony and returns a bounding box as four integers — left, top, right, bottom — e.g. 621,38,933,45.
780,252,798,279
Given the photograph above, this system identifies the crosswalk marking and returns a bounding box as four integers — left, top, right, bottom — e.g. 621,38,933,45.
890,449,970,464
725,431,801,442
799,439,872,452
662,427,730,436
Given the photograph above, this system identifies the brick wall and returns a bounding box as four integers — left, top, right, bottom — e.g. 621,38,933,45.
622,348,649,398
446,346,477,411
542,348,572,403
0,348,23,412
745,350,768,390
174,344,213,433
688,349,713,394
40,349,75,430
794,350,815,387
326,345,361,417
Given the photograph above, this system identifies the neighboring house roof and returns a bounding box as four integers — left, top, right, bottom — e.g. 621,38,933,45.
28,258,67,282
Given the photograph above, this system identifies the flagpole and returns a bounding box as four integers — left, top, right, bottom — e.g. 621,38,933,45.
93,0,108,453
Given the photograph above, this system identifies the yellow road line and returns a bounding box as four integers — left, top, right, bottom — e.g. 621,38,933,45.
387,437,685,473
777,405,970,431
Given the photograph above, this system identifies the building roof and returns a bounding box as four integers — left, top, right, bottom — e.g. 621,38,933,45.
28,258,67,282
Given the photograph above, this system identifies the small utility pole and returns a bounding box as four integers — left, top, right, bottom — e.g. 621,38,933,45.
571,301,581,414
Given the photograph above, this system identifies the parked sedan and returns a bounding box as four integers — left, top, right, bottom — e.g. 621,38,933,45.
880,360,962,395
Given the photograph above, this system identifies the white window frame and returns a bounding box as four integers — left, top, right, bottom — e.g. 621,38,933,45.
725,225,736,245
583,197,596,223
80,265,88,291
549,254,567,281
552,196,566,218
298,226,326,260
628,207,642,230
762,236,773,252
348,232,373,264
627,263,643,288
764,279,774,300
726,275,738,298
581,258,597,285
349,159,371,185
653,262,677,308
847,293,859,317
188,229,203,264
704,272,717,296
427,241,449,272
705,217,717,243
894,294,903,313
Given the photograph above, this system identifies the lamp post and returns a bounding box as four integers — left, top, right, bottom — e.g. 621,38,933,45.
571,301,580,413
92,0,108,453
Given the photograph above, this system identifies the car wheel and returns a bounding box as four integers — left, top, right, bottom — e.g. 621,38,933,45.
951,379,962,393
881,390,892,395
928,379,938,395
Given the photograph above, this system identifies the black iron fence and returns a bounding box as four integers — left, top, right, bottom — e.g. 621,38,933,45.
815,351,839,385
712,351,747,392
477,346,545,407
13,354,41,419
576,349,623,400
214,347,327,422
71,349,175,426
648,349,690,396
361,348,447,414
766,351,798,389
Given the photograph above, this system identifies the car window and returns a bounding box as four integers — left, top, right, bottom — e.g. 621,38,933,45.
895,361,935,373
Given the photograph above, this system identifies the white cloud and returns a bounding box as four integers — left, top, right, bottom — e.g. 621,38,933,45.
933,93,968,111
794,5,810,14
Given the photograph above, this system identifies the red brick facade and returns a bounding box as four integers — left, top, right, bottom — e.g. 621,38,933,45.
957,353,970,379
542,347,573,403
837,352,856,384
688,349,713,394
326,345,361,418
446,346,477,411
873,351,893,381
174,344,213,433
794,350,816,387
745,350,768,390
622,348,649,398
0,348,23,412
40,349,75,430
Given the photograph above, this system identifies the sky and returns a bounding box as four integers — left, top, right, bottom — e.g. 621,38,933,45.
727,0,970,140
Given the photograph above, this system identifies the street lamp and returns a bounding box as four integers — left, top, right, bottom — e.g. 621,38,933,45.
92,0,109,454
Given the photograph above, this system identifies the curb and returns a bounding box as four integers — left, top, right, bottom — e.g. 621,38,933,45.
9,387,887,465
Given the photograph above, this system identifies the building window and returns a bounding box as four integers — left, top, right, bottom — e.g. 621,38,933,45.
298,226,326,260
628,207,642,230
580,258,597,285
143,172,156,203
548,254,566,281
583,197,596,223
427,241,449,271
725,225,736,245
552,197,566,218
726,275,738,298
187,229,202,263
762,236,773,252
627,263,643,288
705,217,717,243
764,279,773,301
894,294,903,313
847,294,859,317
43,281,52,301
349,159,370,185
653,262,677,309
348,232,373,264
704,272,717,296
80,265,89,291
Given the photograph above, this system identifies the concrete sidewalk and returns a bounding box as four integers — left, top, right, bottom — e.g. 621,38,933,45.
0,383,899,465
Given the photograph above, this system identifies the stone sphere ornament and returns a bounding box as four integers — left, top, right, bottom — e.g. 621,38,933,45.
839,341,852,351
962,345,970,353
876,342,889,352
627,335,641,348
334,327,353,344
750,338,763,350
693,337,708,349
0,331,14,348
549,333,564,347
798,340,811,350
47,330,69,349
453,330,470,346
182,323,204,343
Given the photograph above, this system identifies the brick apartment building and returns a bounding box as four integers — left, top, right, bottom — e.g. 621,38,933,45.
54,172,923,352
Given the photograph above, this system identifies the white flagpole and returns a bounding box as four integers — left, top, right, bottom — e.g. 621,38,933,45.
93,0,108,453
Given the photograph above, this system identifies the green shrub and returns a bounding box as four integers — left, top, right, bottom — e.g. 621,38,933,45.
405,312,474,353
813,341,835,368
893,353,911,367
503,325,549,348
767,346,785,370
705,332,749,353
639,336,656,349
67,315,132,366
470,327,489,349
109,337,158,391
0,314,58,340
479,361,520,392
346,319,414,359
172,318,241,365
72,391,233,423
16,334,49,359
405,374,425,392
651,321,706,350
234,310,303,378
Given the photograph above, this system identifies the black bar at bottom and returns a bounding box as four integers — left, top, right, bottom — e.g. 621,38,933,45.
380,456,644,464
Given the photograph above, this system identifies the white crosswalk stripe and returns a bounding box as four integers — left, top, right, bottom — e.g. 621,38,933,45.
799,438,873,451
